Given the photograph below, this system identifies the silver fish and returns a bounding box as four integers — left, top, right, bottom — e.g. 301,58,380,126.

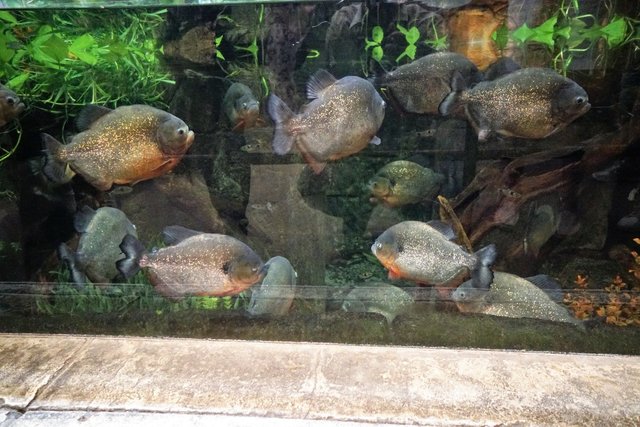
452,272,584,329
342,282,414,325
43,104,195,191
246,256,297,317
0,84,25,127
371,220,496,289
374,52,482,115
440,67,591,141
58,206,137,286
222,82,261,132
118,225,264,299
368,160,444,208
267,69,385,174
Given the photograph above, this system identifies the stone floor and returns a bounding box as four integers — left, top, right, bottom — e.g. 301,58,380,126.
1,333,639,426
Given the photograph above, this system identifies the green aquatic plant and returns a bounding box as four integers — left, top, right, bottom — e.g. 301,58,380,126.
395,24,420,63
0,9,174,118
365,25,384,63
495,0,640,75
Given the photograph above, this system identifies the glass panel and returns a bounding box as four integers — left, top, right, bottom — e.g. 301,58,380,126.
0,1,639,354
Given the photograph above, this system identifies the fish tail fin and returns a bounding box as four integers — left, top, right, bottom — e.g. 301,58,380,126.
42,133,74,185
438,71,467,116
266,94,296,155
117,234,145,280
57,243,88,289
470,244,497,290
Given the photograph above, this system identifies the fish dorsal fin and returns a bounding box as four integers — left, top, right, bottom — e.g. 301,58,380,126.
76,105,113,131
73,205,96,233
306,69,338,100
162,225,203,246
526,274,563,301
426,220,456,240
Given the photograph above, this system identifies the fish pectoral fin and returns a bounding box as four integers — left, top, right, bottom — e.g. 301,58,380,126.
231,119,246,132
387,270,402,280
300,150,327,174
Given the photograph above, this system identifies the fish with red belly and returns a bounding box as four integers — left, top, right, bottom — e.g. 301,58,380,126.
371,220,497,290
118,225,265,299
267,69,386,174
43,104,195,191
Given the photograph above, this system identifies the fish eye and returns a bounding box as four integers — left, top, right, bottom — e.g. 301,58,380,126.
242,102,248,109
6,97,15,105
178,129,185,135
575,97,585,105
376,242,382,250
458,291,465,299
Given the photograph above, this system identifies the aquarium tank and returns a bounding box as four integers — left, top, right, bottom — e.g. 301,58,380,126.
0,0,639,355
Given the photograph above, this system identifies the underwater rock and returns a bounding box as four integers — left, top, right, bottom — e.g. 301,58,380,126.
246,256,297,317
246,164,343,312
169,75,225,134
116,170,225,242
163,25,218,65
342,282,414,326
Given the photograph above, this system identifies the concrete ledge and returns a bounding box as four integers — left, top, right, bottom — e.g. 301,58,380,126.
1,334,639,426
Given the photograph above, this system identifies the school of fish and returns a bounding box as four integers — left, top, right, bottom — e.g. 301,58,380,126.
3,35,598,333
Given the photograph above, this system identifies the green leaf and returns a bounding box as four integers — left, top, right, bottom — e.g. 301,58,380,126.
372,26,384,44
70,33,95,51
216,50,225,60
555,25,572,39
536,15,557,34
372,45,383,62
406,27,420,44
492,22,509,50
0,41,15,63
511,23,535,44
40,34,68,62
0,11,17,24
215,34,223,46
600,16,627,47
7,73,28,90
69,34,97,65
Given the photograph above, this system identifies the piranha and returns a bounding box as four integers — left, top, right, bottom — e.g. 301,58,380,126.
43,104,195,191
374,52,482,115
440,67,590,141
117,225,264,299
246,256,297,317
222,82,261,132
371,220,497,290
58,206,137,286
342,282,414,325
267,69,386,174
0,84,25,127
368,160,445,208
452,272,584,330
